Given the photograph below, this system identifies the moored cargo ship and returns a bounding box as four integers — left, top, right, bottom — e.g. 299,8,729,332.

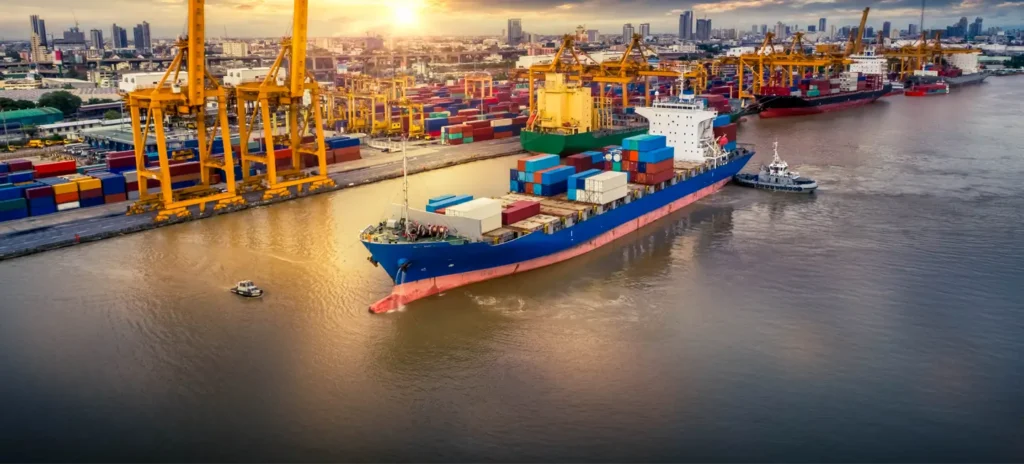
361,95,753,312
756,71,890,118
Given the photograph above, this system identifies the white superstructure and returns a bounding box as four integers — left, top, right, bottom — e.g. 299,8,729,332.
948,53,980,74
633,94,718,163
118,72,188,93
223,67,285,86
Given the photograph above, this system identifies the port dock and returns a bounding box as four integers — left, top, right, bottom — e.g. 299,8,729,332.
0,138,523,262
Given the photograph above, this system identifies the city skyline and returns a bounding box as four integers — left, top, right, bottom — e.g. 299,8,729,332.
1,0,1020,40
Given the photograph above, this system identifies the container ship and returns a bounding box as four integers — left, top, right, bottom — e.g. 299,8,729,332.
906,53,990,88
360,95,753,312
755,71,891,118
519,73,648,155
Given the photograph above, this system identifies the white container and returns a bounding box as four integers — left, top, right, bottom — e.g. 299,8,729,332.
127,190,140,200
830,88,840,94
224,67,274,86
445,198,502,220
57,201,80,211
122,170,138,182
579,185,627,204
489,118,512,127
118,72,189,93
479,214,502,233
584,171,627,192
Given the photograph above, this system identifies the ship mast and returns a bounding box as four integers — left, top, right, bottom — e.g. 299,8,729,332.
402,136,410,237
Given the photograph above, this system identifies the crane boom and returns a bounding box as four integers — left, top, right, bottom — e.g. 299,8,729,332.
188,0,205,105
291,0,307,96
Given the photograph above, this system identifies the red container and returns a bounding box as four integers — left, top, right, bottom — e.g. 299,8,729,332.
472,126,494,137
645,159,674,174
6,159,32,171
301,154,319,168
333,146,361,162
104,193,127,203
25,185,54,199
467,120,491,129
79,188,103,200
502,200,540,225
494,131,513,139
448,116,467,125
55,192,79,203
448,138,463,145
34,160,77,178
633,169,674,185
458,109,481,116
168,161,201,177
126,181,139,192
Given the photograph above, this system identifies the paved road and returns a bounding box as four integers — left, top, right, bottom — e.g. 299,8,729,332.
0,138,524,261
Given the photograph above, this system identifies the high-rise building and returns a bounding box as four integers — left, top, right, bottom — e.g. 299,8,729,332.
62,27,86,44
680,11,693,40
112,24,128,48
775,22,785,39
639,23,650,38
695,19,710,41
882,21,891,39
752,25,758,34
587,29,599,42
819,18,826,34
90,29,104,50
133,21,151,52
908,23,919,37
622,23,634,43
808,25,816,33
30,15,48,49
957,16,968,37
761,24,768,34
968,17,983,39
865,26,874,38
507,18,522,46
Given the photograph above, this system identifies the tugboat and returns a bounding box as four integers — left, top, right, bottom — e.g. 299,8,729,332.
230,280,264,298
733,142,817,193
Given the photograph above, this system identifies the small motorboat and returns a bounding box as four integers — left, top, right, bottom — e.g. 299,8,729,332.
230,280,264,298
733,141,817,193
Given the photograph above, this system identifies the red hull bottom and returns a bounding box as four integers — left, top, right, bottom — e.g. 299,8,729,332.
904,91,945,97
758,97,880,118
368,177,732,313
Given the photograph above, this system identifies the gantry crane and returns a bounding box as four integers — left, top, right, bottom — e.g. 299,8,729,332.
845,7,871,56
594,34,680,107
126,0,243,221
234,0,333,200
464,72,494,99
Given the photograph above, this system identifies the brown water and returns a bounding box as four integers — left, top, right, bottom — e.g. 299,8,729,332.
1,76,1023,462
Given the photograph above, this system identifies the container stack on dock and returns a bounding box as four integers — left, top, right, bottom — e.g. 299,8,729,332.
440,112,527,145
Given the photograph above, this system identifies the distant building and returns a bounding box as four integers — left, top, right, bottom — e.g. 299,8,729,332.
88,68,116,88
968,17,983,39
696,19,711,41
90,29,104,50
639,23,650,38
908,23,918,37
622,23,634,43
761,24,768,34
882,21,891,39
112,24,128,48
42,77,95,89
680,11,693,40
865,26,874,38
133,22,151,52
819,18,826,35
751,25,758,34
808,25,816,33
30,34,47,62
30,15,48,49
587,29,599,42
223,41,250,57
507,18,523,46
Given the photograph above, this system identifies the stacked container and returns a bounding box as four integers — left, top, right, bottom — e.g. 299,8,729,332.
92,172,127,204
105,151,137,173
445,198,502,233
426,194,473,213
501,200,541,225
577,171,629,204
34,160,77,179
616,134,676,185
77,177,105,207
510,154,560,194
567,169,603,201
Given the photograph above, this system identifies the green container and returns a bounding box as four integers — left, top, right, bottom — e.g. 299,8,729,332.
612,161,622,171
807,90,820,97
449,133,463,140
463,137,473,143
0,198,27,212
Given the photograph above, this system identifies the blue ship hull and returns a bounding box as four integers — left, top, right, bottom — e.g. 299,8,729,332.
362,151,753,311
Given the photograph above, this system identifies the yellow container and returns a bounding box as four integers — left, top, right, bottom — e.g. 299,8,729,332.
53,183,79,195
78,179,102,191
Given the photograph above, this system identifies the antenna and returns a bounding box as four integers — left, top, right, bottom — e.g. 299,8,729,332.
402,136,410,238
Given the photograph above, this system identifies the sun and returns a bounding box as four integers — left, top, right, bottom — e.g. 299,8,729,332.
389,0,422,27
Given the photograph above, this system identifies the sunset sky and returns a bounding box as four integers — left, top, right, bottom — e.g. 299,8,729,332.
2,0,1021,40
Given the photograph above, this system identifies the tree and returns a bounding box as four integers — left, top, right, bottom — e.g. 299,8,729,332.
4,50,19,62
62,83,74,89
103,110,121,120
0,98,38,111
86,98,116,104
37,91,83,117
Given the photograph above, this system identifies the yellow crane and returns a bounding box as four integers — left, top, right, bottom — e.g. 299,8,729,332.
846,8,871,56
126,0,242,221
234,0,333,200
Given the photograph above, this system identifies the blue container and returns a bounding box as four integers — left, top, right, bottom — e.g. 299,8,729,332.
569,169,602,190
638,146,674,164
523,154,559,173
28,197,56,216
427,194,455,205
509,180,520,193
725,141,737,152
80,196,105,208
517,170,528,183
425,117,449,132
326,136,359,149
712,115,731,127
0,173,7,184
509,168,518,181
9,171,34,183
0,185,24,201
622,134,667,152
93,173,126,195
531,183,542,195
540,166,575,185
0,203,29,222
567,188,577,201
494,125,514,133
0,163,8,173
425,194,472,213
511,126,522,136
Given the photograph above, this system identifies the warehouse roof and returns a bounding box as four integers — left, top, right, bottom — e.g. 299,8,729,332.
0,107,63,120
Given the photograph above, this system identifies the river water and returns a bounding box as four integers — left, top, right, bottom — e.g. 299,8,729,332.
1,77,1022,462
